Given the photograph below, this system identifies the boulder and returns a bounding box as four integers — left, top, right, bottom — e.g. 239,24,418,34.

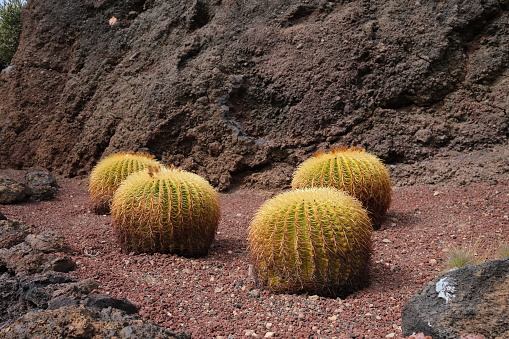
0,272,23,327
25,230,66,253
0,175,32,204
0,229,75,275
0,219,31,249
24,168,58,201
402,257,509,339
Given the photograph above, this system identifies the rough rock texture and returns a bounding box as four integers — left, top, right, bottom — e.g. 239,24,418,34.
0,218,31,249
0,305,191,339
1,0,508,190
402,257,509,339
24,168,58,201
0,175,32,204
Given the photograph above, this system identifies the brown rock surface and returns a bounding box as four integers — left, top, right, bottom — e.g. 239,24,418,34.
1,0,508,190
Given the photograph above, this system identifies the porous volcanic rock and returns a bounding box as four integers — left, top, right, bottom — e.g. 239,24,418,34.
0,0,508,190
0,218,31,249
402,257,509,339
0,305,191,339
0,175,32,204
24,167,58,201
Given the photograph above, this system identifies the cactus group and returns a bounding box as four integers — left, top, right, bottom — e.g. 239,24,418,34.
111,165,220,257
291,147,392,228
88,152,161,214
248,187,373,297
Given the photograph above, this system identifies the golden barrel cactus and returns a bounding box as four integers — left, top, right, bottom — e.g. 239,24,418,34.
291,147,392,228
88,152,161,214
248,187,373,297
111,165,220,257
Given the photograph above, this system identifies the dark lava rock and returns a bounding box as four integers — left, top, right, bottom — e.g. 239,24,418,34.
0,233,73,275
1,0,508,190
0,176,32,204
84,294,139,314
0,219,31,249
0,211,6,220
25,230,66,253
0,305,191,339
24,168,58,201
402,257,509,339
0,272,24,329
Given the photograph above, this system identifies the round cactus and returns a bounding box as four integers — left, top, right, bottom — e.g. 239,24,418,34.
248,187,373,297
88,152,161,214
111,165,220,257
291,146,392,228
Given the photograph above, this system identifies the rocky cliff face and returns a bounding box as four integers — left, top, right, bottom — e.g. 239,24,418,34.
0,0,508,190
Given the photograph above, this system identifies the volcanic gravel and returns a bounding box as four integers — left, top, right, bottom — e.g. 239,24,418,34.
1,169,508,339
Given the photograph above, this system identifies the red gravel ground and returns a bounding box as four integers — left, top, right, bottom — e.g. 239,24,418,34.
1,169,508,339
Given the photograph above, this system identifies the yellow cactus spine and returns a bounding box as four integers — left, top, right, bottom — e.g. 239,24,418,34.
88,151,161,214
248,187,373,297
291,146,392,228
111,165,220,257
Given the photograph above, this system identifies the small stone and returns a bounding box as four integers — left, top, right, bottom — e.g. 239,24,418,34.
264,333,274,338
382,238,392,243
244,329,256,336
328,315,338,321
429,259,437,265
249,289,260,298
386,333,396,338
265,322,272,328
214,287,223,293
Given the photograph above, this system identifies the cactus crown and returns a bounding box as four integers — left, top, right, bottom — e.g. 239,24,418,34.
248,187,372,297
291,147,391,228
111,165,220,256
88,151,161,214
313,146,366,158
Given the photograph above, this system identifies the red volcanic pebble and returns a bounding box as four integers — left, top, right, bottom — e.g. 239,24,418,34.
2,169,508,339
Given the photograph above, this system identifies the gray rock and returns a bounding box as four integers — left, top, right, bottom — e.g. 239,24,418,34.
0,211,6,220
0,230,72,275
0,219,31,249
25,230,66,253
0,272,24,329
0,175,32,204
402,257,509,338
85,294,139,314
24,168,58,201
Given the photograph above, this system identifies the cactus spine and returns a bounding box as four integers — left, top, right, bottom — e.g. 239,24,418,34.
111,165,220,257
88,152,161,214
248,187,372,297
291,147,392,228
